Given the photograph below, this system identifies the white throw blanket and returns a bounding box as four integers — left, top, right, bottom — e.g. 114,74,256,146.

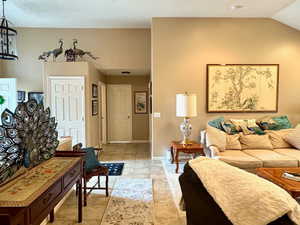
189,157,300,225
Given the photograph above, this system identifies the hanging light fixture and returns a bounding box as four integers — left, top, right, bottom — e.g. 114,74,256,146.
0,0,17,60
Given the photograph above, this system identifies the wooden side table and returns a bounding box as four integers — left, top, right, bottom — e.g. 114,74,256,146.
170,141,204,173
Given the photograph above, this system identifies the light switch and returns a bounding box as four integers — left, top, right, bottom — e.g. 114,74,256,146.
153,112,161,118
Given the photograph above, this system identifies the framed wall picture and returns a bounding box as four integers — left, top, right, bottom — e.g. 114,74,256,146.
92,84,98,98
207,64,279,113
17,91,25,103
92,100,98,116
28,92,44,105
134,91,148,114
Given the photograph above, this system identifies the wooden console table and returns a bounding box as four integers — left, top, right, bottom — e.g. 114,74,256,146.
170,141,204,173
0,157,83,225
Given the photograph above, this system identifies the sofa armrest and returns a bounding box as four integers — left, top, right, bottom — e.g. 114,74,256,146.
207,146,220,158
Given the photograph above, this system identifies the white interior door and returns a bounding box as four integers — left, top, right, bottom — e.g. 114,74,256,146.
107,84,132,142
0,78,17,115
49,77,85,146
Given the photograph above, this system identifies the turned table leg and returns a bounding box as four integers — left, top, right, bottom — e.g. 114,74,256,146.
175,149,180,173
78,178,83,223
49,209,54,223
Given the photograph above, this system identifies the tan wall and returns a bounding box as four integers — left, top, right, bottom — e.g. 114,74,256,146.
43,61,102,147
152,18,300,157
106,75,150,140
1,28,151,92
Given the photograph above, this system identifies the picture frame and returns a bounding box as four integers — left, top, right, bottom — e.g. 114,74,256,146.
92,84,98,98
134,91,148,114
17,91,26,103
92,100,98,116
207,64,279,113
28,92,44,105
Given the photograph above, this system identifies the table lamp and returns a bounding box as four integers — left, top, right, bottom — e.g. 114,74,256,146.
176,93,197,145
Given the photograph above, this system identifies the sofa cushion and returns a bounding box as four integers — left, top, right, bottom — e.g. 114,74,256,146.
243,150,298,168
274,149,300,166
284,127,300,149
240,134,273,150
218,150,263,169
225,134,241,150
265,129,294,149
206,125,226,151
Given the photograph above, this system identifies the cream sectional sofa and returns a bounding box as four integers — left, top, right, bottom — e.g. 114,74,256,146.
203,125,300,173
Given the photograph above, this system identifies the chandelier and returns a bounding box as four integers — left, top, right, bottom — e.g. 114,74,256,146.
0,0,17,60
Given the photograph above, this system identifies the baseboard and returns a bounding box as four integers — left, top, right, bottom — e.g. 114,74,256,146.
109,140,150,144
152,156,164,160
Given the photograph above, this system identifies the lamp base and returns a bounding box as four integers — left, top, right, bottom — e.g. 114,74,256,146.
179,117,193,145
180,137,193,145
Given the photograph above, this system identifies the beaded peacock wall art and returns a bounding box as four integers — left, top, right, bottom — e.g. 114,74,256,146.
0,99,59,185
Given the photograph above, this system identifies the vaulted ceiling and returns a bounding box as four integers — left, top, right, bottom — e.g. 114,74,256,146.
5,0,300,30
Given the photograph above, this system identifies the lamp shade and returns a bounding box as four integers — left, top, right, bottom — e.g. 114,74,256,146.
176,93,197,117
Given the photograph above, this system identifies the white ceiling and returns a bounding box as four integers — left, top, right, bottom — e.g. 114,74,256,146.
273,0,300,30
5,0,298,29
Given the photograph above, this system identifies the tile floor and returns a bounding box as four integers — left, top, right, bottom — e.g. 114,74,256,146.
47,143,186,225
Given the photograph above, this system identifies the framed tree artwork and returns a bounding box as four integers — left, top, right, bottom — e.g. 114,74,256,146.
134,91,148,114
207,64,279,113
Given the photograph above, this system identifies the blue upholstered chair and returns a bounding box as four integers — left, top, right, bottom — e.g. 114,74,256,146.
73,143,109,206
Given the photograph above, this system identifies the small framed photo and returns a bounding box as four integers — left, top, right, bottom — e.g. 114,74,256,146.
92,84,98,98
17,91,26,103
92,100,98,116
134,91,148,114
28,92,44,105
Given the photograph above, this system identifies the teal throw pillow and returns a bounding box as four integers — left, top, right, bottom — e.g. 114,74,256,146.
82,147,100,173
208,117,224,130
248,126,265,135
272,115,292,130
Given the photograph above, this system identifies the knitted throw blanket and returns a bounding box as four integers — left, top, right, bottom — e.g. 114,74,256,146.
189,157,300,225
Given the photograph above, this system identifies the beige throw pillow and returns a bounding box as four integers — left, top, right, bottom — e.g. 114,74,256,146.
240,134,273,150
206,125,226,152
284,128,300,149
226,134,242,150
265,129,294,149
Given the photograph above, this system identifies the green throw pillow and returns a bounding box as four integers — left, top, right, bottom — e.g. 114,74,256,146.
82,147,100,173
208,117,224,130
272,115,292,130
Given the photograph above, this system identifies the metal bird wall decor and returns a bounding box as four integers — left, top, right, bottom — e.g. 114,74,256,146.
72,39,99,61
38,39,64,62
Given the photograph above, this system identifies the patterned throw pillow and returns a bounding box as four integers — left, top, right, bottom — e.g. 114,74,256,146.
208,117,224,130
230,119,265,135
257,117,281,130
221,120,239,135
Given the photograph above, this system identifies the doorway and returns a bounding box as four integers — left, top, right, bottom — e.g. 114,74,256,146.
99,81,107,144
0,78,17,115
48,76,86,146
107,84,132,143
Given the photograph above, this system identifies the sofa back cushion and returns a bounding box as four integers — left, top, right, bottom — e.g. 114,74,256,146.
206,125,226,151
284,128,300,149
225,134,242,150
240,134,273,150
265,129,294,149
